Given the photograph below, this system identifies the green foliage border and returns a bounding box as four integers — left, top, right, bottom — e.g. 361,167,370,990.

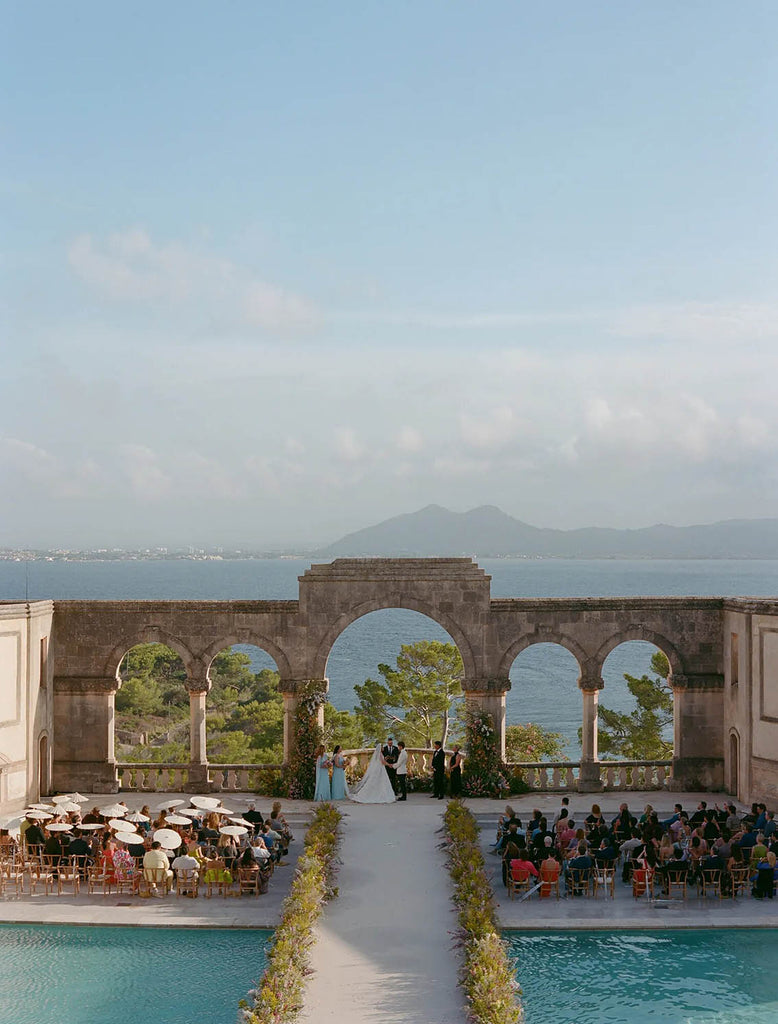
240,803,342,1024
443,801,523,1024
284,683,326,800
462,708,509,798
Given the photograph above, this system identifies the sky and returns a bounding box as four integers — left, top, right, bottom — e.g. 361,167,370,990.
2,2,777,549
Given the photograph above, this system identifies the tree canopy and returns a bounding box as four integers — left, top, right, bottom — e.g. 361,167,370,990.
597,651,674,760
354,639,464,747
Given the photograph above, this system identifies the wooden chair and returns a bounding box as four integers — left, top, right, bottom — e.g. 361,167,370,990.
632,867,654,899
593,865,616,899
57,857,81,896
567,867,592,898
697,868,722,899
137,866,172,898
238,867,261,896
664,867,688,899
29,856,56,895
219,868,240,898
114,867,139,897
87,862,114,896
729,865,751,899
507,868,534,900
202,858,224,898
539,864,561,899
176,868,200,898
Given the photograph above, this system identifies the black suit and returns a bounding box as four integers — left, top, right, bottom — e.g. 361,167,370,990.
431,747,446,798
382,744,399,793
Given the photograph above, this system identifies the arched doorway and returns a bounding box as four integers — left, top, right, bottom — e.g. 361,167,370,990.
506,643,580,761
729,732,739,797
38,734,50,797
324,608,465,750
114,643,189,763
205,644,282,764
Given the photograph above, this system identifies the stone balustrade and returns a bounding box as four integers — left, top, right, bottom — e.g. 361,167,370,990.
116,754,671,793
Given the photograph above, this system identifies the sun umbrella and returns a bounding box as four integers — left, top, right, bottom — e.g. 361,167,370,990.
153,799,185,811
176,808,203,817
219,825,248,837
46,822,73,832
99,804,127,818
113,830,140,844
189,796,221,809
51,794,72,804
109,818,130,830
163,814,192,826
56,801,82,813
29,803,56,811
124,812,149,823
25,810,53,820
69,792,88,803
77,822,104,831
0,815,24,830
153,828,182,850
228,817,254,828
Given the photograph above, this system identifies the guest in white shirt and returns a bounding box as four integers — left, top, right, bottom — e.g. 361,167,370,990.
395,741,408,801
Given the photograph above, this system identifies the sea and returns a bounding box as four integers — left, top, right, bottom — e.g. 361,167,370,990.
2,557,776,757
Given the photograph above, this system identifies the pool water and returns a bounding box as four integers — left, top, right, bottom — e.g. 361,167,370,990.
506,929,778,1024
0,924,270,1024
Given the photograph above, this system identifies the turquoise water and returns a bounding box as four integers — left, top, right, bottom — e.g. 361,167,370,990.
0,924,270,1024
507,929,778,1024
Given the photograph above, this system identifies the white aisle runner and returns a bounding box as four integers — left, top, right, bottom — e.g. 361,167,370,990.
298,800,467,1024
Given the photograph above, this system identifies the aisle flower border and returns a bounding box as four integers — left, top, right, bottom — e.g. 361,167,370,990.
240,803,342,1024
442,801,523,1024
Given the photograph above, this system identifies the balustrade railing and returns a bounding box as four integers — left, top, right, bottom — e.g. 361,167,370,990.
116,755,671,793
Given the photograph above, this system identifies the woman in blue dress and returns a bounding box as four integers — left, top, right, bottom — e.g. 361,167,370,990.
330,745,349,800
313,744,332,801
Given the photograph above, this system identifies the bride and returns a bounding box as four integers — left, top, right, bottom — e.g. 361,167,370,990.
349,743,397,804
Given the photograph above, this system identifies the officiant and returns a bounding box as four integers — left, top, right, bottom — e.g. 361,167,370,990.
382,737,399,794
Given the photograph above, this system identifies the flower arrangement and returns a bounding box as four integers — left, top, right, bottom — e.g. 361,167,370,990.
462,709,507,798
240,802,342,1023
443,801,523,1024
285,682,327,800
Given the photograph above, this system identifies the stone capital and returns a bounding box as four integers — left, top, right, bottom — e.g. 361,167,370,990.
577,674,604,692
184,676,211,695
462,677,510,695
54,676,119,695
278,677,329,696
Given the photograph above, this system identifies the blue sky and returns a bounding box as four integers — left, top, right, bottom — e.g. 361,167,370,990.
2,3,777,547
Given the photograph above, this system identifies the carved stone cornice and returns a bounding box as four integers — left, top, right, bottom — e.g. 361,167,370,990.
670,673,725,691
54,676,118,695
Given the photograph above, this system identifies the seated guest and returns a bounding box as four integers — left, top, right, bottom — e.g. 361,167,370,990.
566,842,593,893
593,837,619,866
501,841,521,887
658,845,689,893
585,804,605,833
250,835,273,864
67,828,93,868
620,828,644,882
725,804,742,833
261,823,286,862
611,803,636,839
171,848,200,878
749,834,768,870
244,802,264,834
143,841,173,894
763,811,776,839
689,801,708,825
269,802,293,843
509,850,539,884
43,832,65,869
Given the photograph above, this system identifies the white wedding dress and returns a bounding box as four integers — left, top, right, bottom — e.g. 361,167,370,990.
349,743,397,804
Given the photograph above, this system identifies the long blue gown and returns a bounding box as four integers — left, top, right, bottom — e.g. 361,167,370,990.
314,754,332,801
330,754,348,800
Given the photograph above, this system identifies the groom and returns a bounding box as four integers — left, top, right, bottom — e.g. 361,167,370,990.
382,737,399,794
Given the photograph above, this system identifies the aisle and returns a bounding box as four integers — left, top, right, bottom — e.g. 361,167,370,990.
298,799,466,1024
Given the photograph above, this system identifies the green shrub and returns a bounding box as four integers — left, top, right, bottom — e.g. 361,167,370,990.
443,801,523,1024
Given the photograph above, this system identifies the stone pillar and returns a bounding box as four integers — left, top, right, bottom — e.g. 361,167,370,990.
52,677,120,793
463,679,509,759
185,679,210,792
578,674,604,792
668,673,725,791
278,679,329,764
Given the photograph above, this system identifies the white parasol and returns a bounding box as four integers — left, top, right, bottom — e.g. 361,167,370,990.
153,828,182,850
114,831,141,844
99,804,127,818
219,825,248,837
228,817,254,828
25,810,53,820
124,812,149,823
189,796,221,809
56,801,82,813
153,799,185,811
46,822,74,832
76,822,104,831
163,814,192,826
29,803,56,811
176,808,204,817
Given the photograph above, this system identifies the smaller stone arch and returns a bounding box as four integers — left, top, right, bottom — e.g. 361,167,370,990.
104,627,196,681
200,633,292,684
311,597,478,682
497,631,587,682
593,627,683,681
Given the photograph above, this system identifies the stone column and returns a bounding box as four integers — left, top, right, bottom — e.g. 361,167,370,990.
463,679,509,759
668,673,725,791
578,674,604,792
52,677,120,793
278,678,329,764
185,678,210,792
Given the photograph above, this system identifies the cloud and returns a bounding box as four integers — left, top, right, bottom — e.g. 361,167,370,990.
118,444,172,501
459,406,516,451
396,426,423,453
68,228,317,333
333,428,367,463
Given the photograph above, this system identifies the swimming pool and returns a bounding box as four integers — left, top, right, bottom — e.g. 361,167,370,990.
0,924,271,1024
506,929,778,1024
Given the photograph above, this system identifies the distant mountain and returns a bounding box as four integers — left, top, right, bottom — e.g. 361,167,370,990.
316,505,778,559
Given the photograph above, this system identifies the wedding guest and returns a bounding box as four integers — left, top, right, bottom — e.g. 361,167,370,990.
330,746,349,800
314,744,332,801
394,742,408,801
449,744,463,797
431,741,446,799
